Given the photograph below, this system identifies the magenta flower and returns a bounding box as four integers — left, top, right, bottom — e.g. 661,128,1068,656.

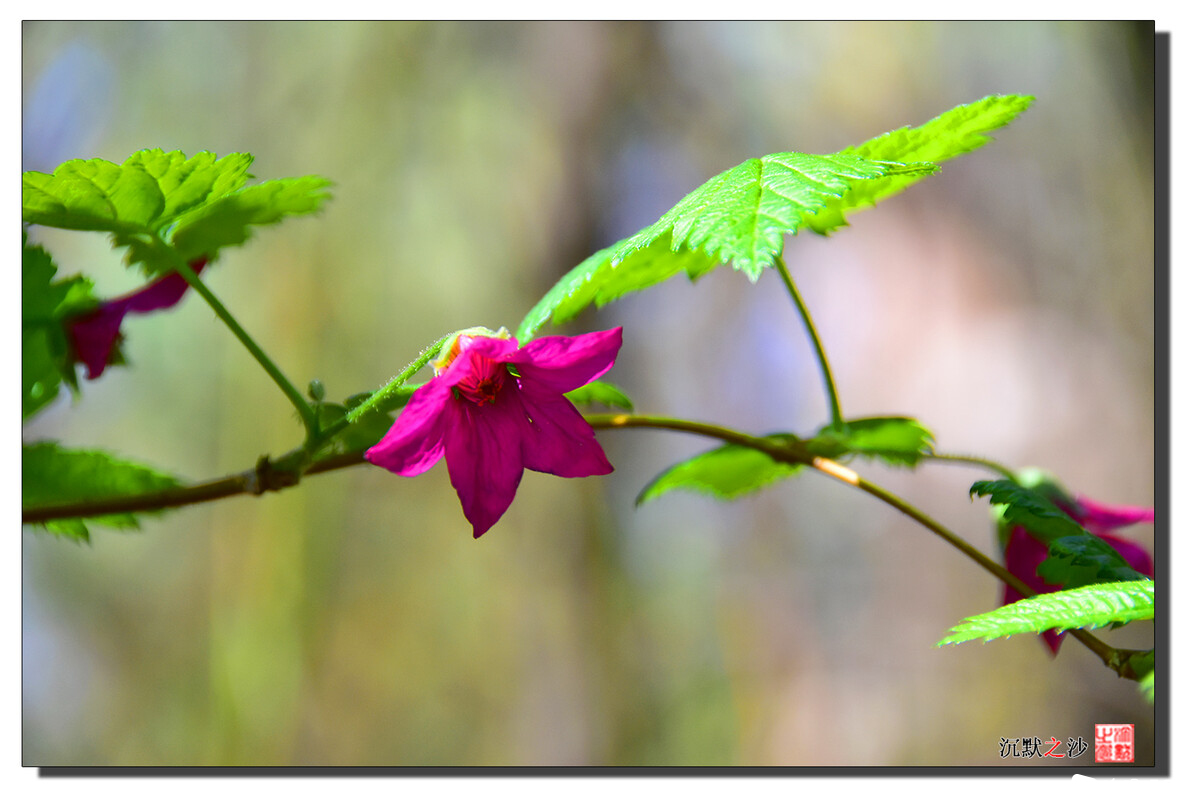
68,258,208,379
366,327,623,538
1003,494,1154,654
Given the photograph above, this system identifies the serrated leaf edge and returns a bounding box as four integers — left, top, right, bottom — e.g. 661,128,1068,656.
936,580,1154,647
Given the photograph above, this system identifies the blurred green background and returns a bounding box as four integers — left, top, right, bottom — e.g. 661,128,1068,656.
22,21,1155,766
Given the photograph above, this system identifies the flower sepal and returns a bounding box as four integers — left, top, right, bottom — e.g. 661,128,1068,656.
991,468,1080,550
432,326,511,374
988,469,1154,655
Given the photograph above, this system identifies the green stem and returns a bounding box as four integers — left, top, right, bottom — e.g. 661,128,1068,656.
926,452,1021,482
584,413,808,463
586,414,1026,597
321,384,422,443
803,457,1123,670
343,334,450,426
22,450,369,523
171,256,318,441
776,257,843,429
312,334,448,455
808,457,1033,595
20,407,1136,679
23,414,805,525
587,415,1129,675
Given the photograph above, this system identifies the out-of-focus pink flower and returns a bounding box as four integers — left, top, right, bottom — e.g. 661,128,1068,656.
1003,494,1154,654
68,258,208,379
366,327,622,538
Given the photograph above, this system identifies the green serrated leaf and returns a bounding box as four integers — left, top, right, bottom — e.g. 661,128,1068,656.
816,416,935,466
973,479,1147,590
23,150,331,273
517,155,933,343
970,480,1087,543
23,241,69,418
936,579,1153,646
22,236,97,418
22,442,184,540
23,237,69,318
22,328,62,419
518,95,1033,342
806,94,1036,234
166,176,332,259
1037,535,1149,590
565,379,634,411
22,150,253,234
636,435,804,505
516,232,723,344
618,153,932,282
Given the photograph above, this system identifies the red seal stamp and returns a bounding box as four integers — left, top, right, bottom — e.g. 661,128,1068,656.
1094,724,1135,763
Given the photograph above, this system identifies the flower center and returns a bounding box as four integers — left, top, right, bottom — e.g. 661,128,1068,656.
457,361,508,405
433,328,516,406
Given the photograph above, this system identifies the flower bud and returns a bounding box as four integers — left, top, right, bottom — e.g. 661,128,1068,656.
432,326,511,374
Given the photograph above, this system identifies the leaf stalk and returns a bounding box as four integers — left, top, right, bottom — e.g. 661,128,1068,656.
776,257,844,430
170,254,319,443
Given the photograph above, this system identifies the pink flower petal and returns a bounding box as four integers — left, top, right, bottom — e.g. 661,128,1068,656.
68,307,127,379
364,380,454,476
67,258,207,379
1001,527,1066,654
507,327,622,393
1073,495,1155,532
512,384,614,478
122,270,195,313
1002,528,1059,601
443,392,528,538
366,328,620,538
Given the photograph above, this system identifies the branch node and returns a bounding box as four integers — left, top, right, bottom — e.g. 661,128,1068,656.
250,455,302,495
